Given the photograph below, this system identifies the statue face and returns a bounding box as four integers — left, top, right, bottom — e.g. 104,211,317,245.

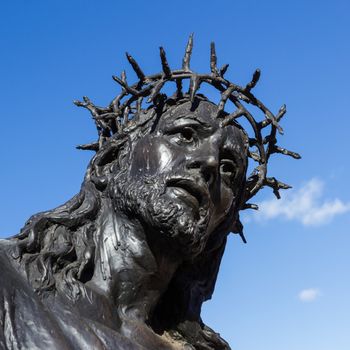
111,100,247,255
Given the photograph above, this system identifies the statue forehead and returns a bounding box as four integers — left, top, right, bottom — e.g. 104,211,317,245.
159,99,220,125
145,99,248,152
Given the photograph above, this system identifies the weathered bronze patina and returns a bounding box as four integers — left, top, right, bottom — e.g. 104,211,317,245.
0,36,300,349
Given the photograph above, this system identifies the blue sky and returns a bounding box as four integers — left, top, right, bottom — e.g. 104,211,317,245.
0,1,349,349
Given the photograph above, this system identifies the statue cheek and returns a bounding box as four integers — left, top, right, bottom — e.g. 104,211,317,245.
129,137,174,177
212,187,235,224
156,143,173,173
221,189,235,214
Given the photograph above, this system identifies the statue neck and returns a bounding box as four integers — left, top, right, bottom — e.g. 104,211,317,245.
87,199,182,323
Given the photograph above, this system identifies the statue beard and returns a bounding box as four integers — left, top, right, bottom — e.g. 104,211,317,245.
109,170,211,257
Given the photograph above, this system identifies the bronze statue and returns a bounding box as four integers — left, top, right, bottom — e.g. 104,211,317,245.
0,35,300,349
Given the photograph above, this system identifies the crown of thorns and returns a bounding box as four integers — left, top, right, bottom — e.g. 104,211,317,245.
74,35,300,231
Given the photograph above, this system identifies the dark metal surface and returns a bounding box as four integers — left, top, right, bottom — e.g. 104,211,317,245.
0,36,300,350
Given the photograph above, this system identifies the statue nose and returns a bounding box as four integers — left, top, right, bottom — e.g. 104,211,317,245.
186,153,219,185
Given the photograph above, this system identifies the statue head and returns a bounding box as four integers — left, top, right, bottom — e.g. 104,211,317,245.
11,35,299,315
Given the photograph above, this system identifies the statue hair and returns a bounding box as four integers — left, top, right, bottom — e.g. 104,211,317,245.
11,108,152,300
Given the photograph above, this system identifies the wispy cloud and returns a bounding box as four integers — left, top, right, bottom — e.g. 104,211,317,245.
298,288,321,302
250,178,350,226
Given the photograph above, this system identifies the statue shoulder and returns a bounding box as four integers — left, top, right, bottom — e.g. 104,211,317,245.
0,240,23,297
0,240,73,350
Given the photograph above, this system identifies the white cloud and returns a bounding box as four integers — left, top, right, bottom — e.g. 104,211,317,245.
250,178,350,226
298,288,321,302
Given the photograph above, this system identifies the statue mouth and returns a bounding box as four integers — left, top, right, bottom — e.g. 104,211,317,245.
166,178,208,213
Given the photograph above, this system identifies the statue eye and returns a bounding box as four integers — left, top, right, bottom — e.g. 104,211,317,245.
220,160,236,178
178,127,195,143
165,125,199,146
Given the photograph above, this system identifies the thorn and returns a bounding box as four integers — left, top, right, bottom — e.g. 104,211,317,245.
147,80,165,103
121,70,126,83
125,52,145,81
245,69,261,91
242,203,259,210
239,231,247,244
273,189,281,199
136,97,143,117
276,104,287,122
189,75,200,102
263,111,284,135
221,108,245,126
264,177,292,200
182,33,194,71
159,47,171,77
248,151,261,162
83,96,91,103
112,75,139,95
274,146,301,159
210,42,218,74
219,64,229,76
217,86,234,114
233,220,247,243
249,164,267,196
252,68,261,84
76,142,99,151
278,182,292,190
73,100,84,107
176,79,183,98
123,106,129,124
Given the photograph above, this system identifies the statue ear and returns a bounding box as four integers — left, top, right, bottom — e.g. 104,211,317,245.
90,140,127,191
